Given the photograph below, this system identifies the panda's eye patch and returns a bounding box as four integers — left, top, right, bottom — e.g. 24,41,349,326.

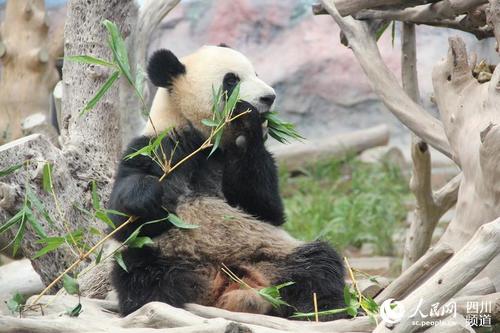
223,73,240,87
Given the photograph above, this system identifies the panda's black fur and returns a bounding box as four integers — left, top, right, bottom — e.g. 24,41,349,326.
108,47,346,319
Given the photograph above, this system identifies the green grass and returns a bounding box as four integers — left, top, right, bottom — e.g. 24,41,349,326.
280,154,410,255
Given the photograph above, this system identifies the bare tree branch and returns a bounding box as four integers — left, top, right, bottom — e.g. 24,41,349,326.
319,0,454,162
322,0,441,17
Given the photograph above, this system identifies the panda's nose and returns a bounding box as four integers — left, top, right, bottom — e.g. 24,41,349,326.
260,94,276,107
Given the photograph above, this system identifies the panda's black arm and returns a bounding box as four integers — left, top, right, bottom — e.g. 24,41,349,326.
222,145,285,226
220,105,285,226
109,131,204,241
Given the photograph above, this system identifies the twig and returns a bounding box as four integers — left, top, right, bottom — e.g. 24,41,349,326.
29,216,136,306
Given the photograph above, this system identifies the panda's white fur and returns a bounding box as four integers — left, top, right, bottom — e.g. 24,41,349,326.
144,45,275,136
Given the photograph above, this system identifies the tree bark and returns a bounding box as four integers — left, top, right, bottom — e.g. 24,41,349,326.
0,0,61,144
0,0,135,286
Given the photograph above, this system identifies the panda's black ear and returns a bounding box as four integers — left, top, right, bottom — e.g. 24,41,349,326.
218,43,231,48
147,49,186,88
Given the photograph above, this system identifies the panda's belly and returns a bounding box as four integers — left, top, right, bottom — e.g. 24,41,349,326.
154,196,302,264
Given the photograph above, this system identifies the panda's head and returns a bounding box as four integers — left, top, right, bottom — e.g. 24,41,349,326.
144,45,276,136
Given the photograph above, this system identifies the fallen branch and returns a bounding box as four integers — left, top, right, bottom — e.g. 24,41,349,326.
455,277,496,297
375,216,500,332
0,295,373,333
327,0,441,17
270,124,389,170
425,313,474,333
375,243,454,303
185,303,375,332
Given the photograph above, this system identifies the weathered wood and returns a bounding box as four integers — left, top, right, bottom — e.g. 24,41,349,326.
0,0,136,286
374,217,500,332
270,125,389,170
0,295,369,333
319,0,453,161
186,303,375,332
375,243,454,303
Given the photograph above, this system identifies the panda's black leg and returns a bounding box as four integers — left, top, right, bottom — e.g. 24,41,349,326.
272,241,347,321
222,103,285,226
111,246,208,315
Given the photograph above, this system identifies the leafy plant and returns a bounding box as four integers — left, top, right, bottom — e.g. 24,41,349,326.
281,155,409,255
263,111,304,144
258,282,295,309
6,292,26,315
0,163,23,178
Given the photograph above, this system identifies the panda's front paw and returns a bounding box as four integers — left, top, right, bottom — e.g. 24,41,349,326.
122,175,164,216
223,102,264,154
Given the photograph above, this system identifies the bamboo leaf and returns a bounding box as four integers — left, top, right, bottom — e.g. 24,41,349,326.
128,236,154,248
375,21,391,41
0,209,24,235
80,70,120,115
24,206,47,238
95,245,104,264
291,307,348,319
167,213,198,229
33,237,65,259
91,181,100,210
103,20,133,87
6,292,25,314
0,163,23,178
42,163,53,193
208,131,222,158
103,209,128,217
67,303,82,317
114,252,127,272
26,188,54,227
12,217,26,256
201,119,218,127
135,65,146,101
63,274,80,295
65,55,115,67
263,112,304,144
95,211,116,230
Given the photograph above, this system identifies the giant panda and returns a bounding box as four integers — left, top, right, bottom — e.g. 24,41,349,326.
108,45,346,320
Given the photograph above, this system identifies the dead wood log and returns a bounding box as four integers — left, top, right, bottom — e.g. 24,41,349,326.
329,0,441,17
185,303,375,332
375,243,454,303
0,295,369,333
0,0,61,144
425,314,474,333
374,216,500,332
270,124,389,170
455,277,496,297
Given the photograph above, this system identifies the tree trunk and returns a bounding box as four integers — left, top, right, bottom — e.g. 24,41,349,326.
0,0,61,144
0,0,135,286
